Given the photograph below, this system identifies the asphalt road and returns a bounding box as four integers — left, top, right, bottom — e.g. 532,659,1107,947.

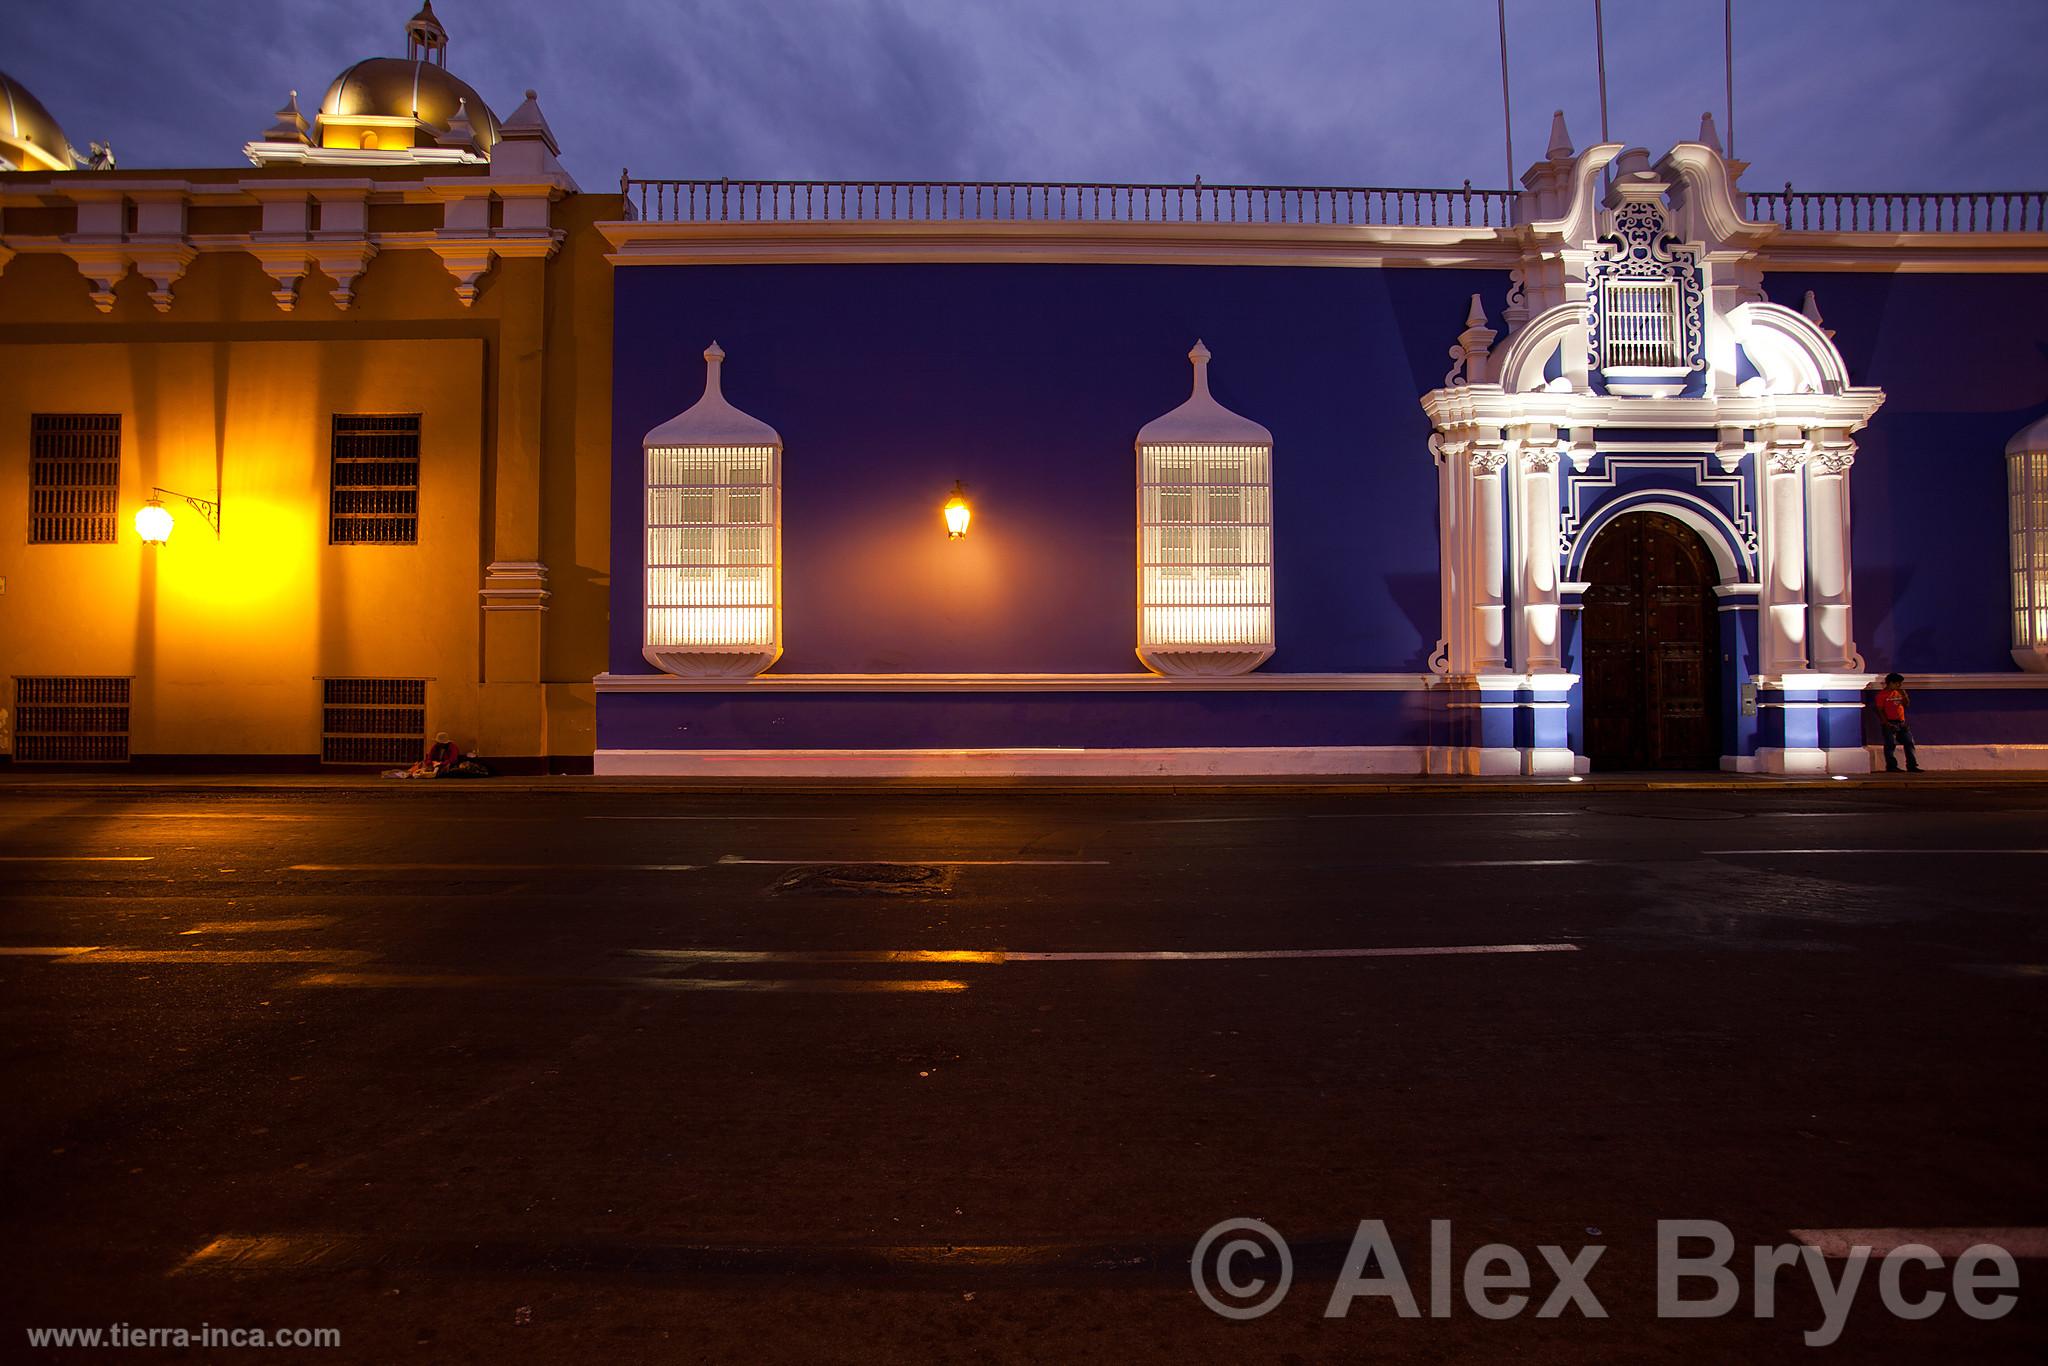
1,783,2043,1363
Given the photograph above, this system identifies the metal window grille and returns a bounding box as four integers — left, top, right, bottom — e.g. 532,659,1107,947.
330,415,421,544
1139,444,1274,649
2014,449,2048,653
1601,279,1683,369
645,445,778,649
29,414,121,544
321,677,427,765
12,676,131,762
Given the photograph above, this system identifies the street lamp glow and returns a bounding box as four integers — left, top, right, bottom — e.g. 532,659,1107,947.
943,481,971,538
135,497,174,545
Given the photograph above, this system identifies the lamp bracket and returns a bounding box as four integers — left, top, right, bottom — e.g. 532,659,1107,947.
153,486,221,538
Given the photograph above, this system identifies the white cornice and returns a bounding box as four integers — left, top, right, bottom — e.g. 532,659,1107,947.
594,671,1441,693
1422,385,1885,434
597,219,1525,269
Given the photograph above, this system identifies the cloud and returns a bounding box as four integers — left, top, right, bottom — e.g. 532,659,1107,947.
9,0,2045,189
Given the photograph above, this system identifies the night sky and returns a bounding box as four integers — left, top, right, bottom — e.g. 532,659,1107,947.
12,0,2048,191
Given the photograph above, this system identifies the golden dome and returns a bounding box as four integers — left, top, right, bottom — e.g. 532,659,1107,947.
0,68,78,172
318,57,499,153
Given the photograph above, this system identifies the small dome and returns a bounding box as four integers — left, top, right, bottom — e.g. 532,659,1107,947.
0,69,77,172
2009,413,2048,456
644,344,783,448
319,57,498,152
1136,342,1273,447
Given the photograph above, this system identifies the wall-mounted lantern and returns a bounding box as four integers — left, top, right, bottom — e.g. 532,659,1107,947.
943,480,972,539
134,487,221,544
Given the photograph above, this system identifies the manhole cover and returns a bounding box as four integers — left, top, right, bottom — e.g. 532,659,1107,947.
767,864,952,897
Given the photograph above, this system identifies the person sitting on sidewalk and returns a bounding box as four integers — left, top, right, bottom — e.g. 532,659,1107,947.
1873,673,1922,773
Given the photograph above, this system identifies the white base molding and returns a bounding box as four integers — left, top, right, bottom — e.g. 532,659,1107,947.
596,745,1430,778
1524,747,1578,776
1755,746,1829,774
1861,743,2048,771
1423,746,1524,776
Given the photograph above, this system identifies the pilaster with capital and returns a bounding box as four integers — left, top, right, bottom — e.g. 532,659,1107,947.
1759,429,1812,675
1805,429,1861,671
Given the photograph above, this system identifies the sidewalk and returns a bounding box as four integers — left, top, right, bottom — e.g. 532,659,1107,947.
3,769,2047,798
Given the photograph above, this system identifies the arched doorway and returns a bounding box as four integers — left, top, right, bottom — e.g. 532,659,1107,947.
1581,511,1722,770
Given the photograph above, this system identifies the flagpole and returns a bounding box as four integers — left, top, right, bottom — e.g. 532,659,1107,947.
1725,0,1736,158
1593,0,1610,147
1498,0,1515,186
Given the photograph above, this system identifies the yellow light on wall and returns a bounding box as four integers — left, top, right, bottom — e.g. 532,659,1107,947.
943,481,972,539
135,497,174,545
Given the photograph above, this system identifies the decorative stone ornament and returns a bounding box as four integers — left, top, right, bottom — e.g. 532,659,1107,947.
641,343,783,677
1134,341,1275,676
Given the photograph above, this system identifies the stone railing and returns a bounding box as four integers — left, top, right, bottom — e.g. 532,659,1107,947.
1744,187,2048,233
618,175,1520,228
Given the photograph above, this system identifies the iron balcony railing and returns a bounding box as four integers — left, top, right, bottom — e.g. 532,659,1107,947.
619,175,1520,228
1743,186,2048,233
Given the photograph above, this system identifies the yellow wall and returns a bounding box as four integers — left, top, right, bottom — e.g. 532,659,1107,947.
0,182,619,763
0,338,484,757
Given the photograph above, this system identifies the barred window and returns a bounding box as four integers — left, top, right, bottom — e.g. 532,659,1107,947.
1140,445,1273,648
1600,278,1683,369
321,677,427,765
646,445,777,651
330,414,420,544
30,414,121,544
12,676,130,763
2011,441,2048,661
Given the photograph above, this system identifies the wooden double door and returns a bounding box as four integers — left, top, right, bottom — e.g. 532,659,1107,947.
1581,511,1722,771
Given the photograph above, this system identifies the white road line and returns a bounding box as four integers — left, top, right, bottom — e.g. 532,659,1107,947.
716,855,1108,867
295,970,967,993
288,863,701,872
0,946,102,956
1138,812,1580,824
1792,1228,2048,1259
181,917,336,935
1710,848,2048,856
584,815,853,822
0,855,154,862
59,949,375,965
1431,859,1605,867
631,943,1578,964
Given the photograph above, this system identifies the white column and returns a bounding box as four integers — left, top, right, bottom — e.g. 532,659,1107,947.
1429,434,1460,673
1805,435,1859,672
1469,442,1511,672
1759,436,1811,676
1517,445,1564,672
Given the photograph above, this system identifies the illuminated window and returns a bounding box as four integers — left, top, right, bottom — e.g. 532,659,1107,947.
330,414,420,544
1135,343,1274,675
1600,278,1682,369
642,343,783,677
2010,417,2048,671
29,413,120,544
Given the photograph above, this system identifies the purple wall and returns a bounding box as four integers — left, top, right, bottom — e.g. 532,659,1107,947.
1764,272,2048,673
611,264,1503,676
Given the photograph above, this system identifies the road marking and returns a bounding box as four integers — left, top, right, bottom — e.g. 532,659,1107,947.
1792,1228,2048,1259
21,812,316,821
288,863,701,872
1430,858,1600,868
59,949,374,965
631,943,1577,964
295,970,967,993
717,855,1108,867
0,946,102,956
181,917,336,935
1709,848,2048,856
584,815,853,822
0,855,154,862
1137,812,1580,824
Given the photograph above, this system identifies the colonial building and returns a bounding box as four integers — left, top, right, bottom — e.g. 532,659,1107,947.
0,5,615,769
5,7,2046,775
597,119,2048,776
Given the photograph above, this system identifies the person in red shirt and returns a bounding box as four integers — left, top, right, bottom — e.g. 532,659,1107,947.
1874,673,1921,773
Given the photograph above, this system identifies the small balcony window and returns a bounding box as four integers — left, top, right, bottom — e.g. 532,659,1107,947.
1600,278,1683,370
1135,343,1274,676
2009,416,2048,671
642,343,783,677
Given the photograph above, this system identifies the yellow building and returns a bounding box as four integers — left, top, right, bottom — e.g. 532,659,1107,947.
0,6,615,769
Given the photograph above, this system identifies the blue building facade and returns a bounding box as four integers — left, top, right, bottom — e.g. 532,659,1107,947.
597,128,2048,776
